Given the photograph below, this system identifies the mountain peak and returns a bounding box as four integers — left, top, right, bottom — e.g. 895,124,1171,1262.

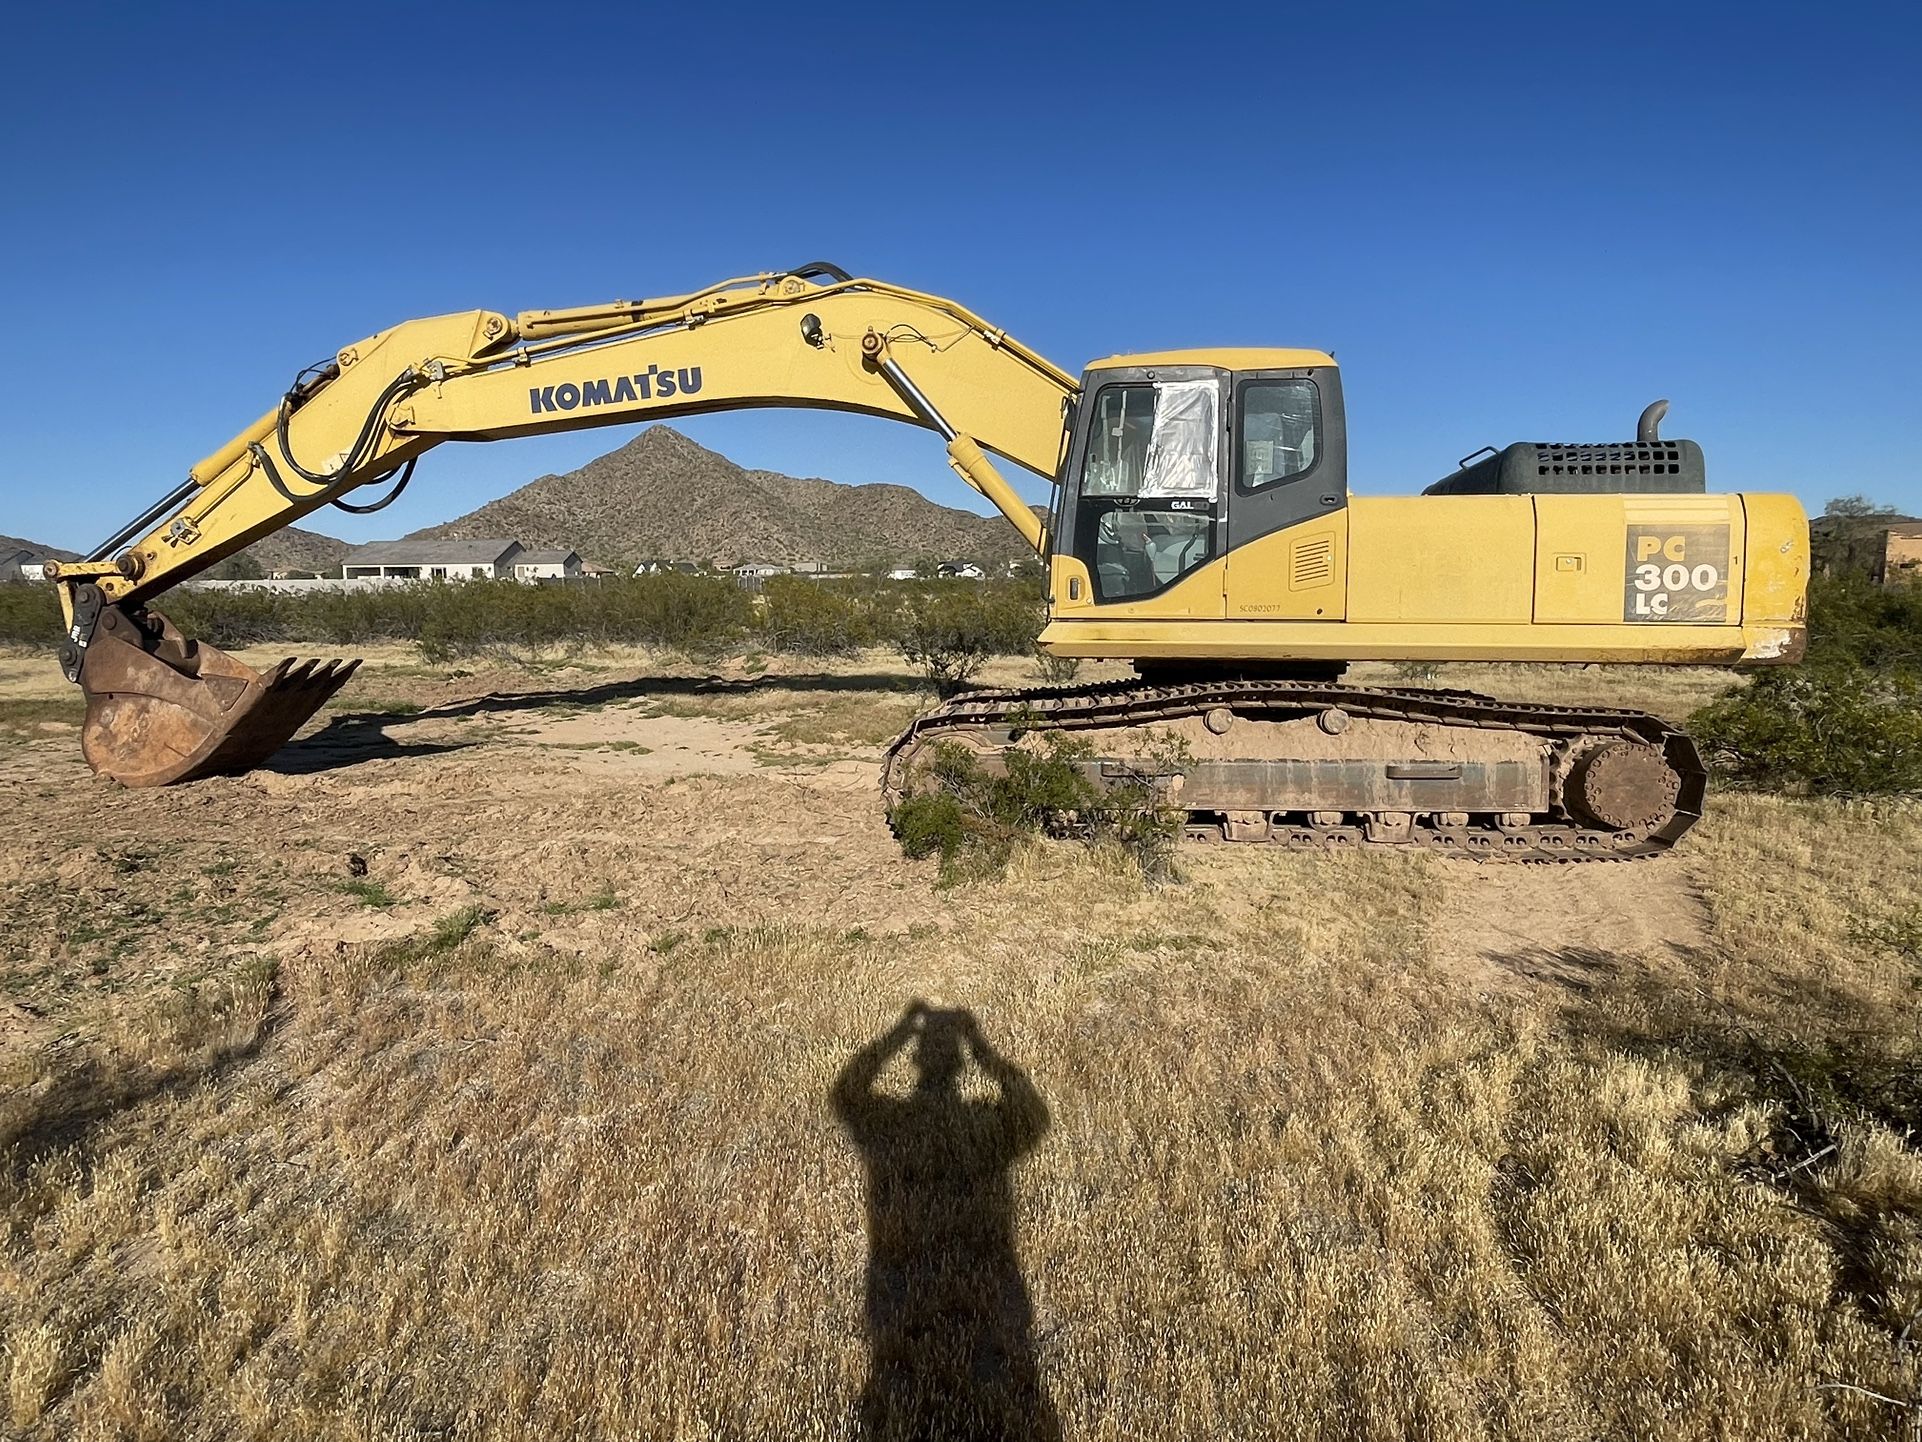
620,424,702,457
404,425,1030,571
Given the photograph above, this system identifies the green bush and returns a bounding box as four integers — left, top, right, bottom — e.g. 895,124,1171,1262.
2,573,1046,670
896,581,1044,693
888,729,1182,884
758,576,877,656
599,572,754,655
0,583,60,646
1689,572,1921,796
1692,665,1922,795
1796,571,1922,671
1032,648,1082,685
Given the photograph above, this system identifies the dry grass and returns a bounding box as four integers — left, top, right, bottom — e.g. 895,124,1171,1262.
0,653,1916,1440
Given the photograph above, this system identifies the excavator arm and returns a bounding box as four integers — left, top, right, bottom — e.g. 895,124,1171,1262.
52,264,1079,785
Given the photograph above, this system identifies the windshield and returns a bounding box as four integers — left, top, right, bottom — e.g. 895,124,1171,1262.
1081,380,1219,498
1074,380,1222,601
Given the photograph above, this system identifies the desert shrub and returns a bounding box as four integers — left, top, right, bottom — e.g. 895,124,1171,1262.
415,580,575,663
890,738,1097,883
164,587,298,646
1690,572,1922,795
1692,665,1922,795
888,728,1182,883
758,577,877,657
898,593,996,693
150,574,757,662
0,583,60,646
594,572,753,655
888,791,976,874
895,581,1044,693
1032,648,1082,685
406,575,752,661
1797,570,1922,671
2,572,1041,667
298,586,434,646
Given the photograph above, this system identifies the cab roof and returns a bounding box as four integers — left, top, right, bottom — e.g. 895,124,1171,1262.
1084,347,1336,373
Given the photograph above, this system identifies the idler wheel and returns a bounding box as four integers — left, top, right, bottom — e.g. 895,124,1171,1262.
1566,742,1680,831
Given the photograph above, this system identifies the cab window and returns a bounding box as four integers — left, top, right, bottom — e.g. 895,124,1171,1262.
1074,381,1221,602
1238,380,1319,490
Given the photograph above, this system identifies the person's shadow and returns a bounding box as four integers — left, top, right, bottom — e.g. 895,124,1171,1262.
832,1003,1060,1441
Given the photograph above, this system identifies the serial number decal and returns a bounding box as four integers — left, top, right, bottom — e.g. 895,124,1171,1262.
1623,525,1730,622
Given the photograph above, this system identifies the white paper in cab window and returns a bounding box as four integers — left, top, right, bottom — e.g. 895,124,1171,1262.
1139,380,1219,497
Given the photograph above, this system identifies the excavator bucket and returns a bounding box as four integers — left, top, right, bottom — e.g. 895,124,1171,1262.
77,607,360,787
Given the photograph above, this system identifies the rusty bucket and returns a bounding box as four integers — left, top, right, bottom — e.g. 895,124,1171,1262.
78,607,360,787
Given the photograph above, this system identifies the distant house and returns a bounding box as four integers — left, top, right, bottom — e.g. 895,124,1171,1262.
884,567,919,581
1878,522,1922,586
0,548,57,583
580,561,619,578
788,559,829,575
512,549,582,582
1812,513,1922,587
936,561,986,580
633,559,702,576
733,560,789,593
341,539,525,580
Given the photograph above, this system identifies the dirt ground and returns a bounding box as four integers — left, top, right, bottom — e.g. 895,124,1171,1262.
1,647,1917,1440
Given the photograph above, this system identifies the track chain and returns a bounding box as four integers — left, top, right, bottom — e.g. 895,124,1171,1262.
881,679,1706,863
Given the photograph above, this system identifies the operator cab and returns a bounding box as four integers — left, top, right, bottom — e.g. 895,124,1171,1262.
1054,350,1347,605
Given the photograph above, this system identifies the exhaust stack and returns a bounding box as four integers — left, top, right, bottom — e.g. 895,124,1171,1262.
1637,399,1669,443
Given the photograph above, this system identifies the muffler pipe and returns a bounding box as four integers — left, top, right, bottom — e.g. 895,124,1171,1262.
1637,399,1669,444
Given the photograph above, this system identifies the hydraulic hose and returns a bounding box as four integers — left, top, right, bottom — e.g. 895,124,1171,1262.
251,362,428,516
326,458,418,515
786,261,852,284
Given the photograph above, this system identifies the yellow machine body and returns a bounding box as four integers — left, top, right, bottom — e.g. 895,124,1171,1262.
1041,347,1804,669
1044,492,1808,664
49,267,1808,822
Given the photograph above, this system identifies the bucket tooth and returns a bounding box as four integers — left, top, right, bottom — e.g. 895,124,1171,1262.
77,606,360,787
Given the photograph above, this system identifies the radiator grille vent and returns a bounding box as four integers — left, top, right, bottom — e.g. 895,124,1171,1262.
1535,441,1684,477
1290,536,1334,590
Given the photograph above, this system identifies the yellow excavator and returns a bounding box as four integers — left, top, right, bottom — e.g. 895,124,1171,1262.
48,263,1808,859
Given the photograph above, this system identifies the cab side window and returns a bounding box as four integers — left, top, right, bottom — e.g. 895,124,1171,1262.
1238,380,1319,490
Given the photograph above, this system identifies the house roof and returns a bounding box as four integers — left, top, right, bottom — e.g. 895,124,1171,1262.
516,549,579,565
734,560,786,571
343,539,524,566
0,548,36,567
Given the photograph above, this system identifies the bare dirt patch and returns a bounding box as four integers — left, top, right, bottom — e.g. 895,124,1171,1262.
1428,856,1711,995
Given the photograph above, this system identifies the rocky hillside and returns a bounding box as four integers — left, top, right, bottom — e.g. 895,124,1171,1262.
408,426,1038,570
0,534,78,561
0,527,347,575
236,525,352,575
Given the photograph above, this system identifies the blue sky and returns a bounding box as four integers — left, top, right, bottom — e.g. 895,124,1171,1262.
2,0,1917,552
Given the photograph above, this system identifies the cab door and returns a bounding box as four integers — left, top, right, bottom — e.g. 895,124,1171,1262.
1220,368,1349,620
1050,367,1229,620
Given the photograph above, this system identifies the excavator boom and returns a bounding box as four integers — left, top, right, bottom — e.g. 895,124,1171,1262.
53,265,1075,785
